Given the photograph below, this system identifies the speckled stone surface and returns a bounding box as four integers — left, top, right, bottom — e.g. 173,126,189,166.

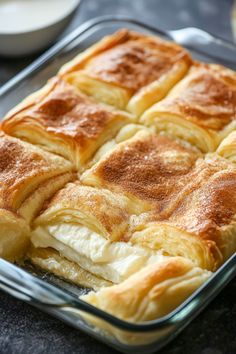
0,1,236,353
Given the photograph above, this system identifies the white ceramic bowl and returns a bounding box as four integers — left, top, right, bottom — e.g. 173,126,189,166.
0,0,81,57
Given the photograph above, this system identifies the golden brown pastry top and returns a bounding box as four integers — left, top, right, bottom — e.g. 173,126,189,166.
82,127,236,244
131,155,236,258
155,63,236,131
0,132,71,212
36,181,134,241
5,79,123,147
82,256,211,323
164,156,236,239
82,130,201,211
83,30,191,93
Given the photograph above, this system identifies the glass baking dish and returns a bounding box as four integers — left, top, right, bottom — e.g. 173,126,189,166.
0,16,236,354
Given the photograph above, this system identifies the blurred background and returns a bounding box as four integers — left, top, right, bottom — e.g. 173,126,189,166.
0,0,235,86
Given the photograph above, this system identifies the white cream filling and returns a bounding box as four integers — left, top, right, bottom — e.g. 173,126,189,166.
31,223,164,283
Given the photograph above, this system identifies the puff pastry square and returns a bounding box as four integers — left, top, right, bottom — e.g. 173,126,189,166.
31,181,165,285
59,29,192,116
141,63,236,152
2,78,134,170
81,129,201,212
0,132,73,260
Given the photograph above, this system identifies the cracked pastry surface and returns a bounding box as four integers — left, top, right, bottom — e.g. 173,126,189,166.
141,63,236,152
59,29,191,116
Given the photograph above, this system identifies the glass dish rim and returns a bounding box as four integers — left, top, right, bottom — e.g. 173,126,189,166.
1,253,235,333
0,15,235,335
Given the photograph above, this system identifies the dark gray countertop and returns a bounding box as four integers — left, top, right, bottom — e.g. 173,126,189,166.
0,1,235,353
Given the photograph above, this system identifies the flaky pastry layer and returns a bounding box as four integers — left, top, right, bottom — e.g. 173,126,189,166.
28,247,112,290
0,132,73,213
0,209,30,261
82,256,211,321
2,78,134,170
81,131,236,270
0,132,74,260
141,63,236,152
59,29,191,115
81,129,202,212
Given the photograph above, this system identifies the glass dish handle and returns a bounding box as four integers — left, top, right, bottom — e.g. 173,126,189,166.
169,27,236,65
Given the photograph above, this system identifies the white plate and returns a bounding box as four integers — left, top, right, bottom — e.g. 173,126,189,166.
0,0,81,57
